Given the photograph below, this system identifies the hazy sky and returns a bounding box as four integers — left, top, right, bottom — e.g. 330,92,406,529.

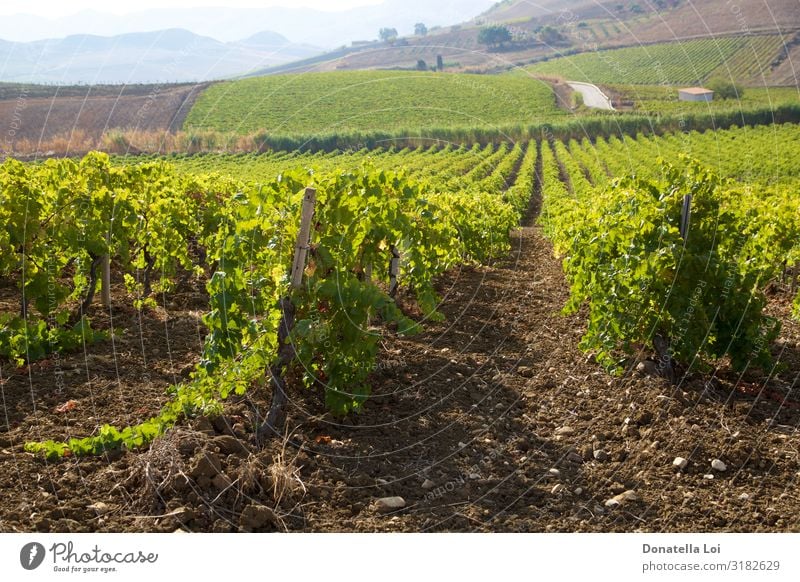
0,0,383,17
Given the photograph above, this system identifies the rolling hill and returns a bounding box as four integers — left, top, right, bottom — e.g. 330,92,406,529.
0,0,798,157
252,0,800,83
184,70,564,136
524,36,787,86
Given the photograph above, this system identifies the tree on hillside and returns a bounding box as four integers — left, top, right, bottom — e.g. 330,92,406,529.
379,27,398,43
478,25,512,50
707,78,743,100
538,25,564,45
415,22,428,36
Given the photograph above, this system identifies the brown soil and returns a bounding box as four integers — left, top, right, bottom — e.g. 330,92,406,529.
611,0,800,45
0,84,206,155
768,33,800,86
1,213,800,532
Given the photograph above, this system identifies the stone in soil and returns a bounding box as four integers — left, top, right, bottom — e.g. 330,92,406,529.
636,360,659,376
711,459,727,472
240,505,278,529
375,497,406,513
609,482,627,495
567,451,583,464
171,506,195,525
421,479,435,490
86,502,111,516
193,417,216,436
189,451,222,479
593,449,609,462
212,473,233,490
517,366,535,378
673,457,689,470
555,426,575,436
605,490,640,508
213,435,249,456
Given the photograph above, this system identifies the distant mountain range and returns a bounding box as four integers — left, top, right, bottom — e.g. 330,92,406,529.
0,0,495,47
0,28,322,84
0,0,496,84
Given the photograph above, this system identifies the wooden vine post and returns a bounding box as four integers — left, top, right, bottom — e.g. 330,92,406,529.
260,186,317,439
100,255,111,307
100,214,113,308
680,194,692,241
388,245,401,298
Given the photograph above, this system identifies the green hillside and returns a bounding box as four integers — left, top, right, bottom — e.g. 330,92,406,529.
525,37,783,85
184,70,564,135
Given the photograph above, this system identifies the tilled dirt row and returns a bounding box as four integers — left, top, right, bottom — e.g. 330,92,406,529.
1,222,799,532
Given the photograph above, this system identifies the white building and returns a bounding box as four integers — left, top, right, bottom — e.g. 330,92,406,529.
678,87,714,102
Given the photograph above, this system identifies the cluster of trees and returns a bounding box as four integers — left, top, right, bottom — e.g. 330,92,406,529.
378,20,567,52
708,78,744,99
378,23,427,43
477,24,565,50
379,27,398,42
477,25,512,49
377,20,569,54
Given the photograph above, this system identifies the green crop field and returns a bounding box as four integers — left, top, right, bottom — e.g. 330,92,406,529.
608,84,800,114
7,142,536,457
13,122,800,461
705,34,787,84
6,114,800,537
539,123,800,373
525,37,780,85
183,70,565,136
6,0,800,542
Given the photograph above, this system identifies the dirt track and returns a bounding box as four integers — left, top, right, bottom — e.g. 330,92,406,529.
568,82,615,110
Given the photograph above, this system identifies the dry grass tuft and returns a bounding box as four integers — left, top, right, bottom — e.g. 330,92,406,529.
268,433,307,508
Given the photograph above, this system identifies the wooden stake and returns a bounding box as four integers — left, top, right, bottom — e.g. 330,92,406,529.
680,194,692,241
290,187,317,289
100,255,111,307
388,245,401,298
260,187,317,440
100,228,112,307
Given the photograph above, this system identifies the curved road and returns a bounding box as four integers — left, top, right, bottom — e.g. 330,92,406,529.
567,81,615,111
